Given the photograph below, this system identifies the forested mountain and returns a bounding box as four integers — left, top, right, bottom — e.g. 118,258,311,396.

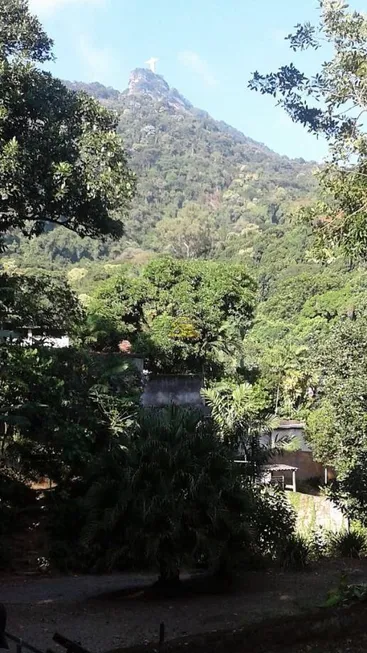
5,65,359,377
51,69,364,411
5,68,317,267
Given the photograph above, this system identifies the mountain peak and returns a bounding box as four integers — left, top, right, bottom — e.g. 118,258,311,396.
127,68,192,111
128,68,169,96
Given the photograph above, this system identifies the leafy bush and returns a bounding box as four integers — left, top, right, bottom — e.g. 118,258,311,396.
82,407,255,582
250,486,296,560
328,529,367,559
306,528,330,561
279,533,311,570
0,469,35,570
325,576,367,608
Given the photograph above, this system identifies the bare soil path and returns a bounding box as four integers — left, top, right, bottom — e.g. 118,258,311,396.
2,561,367,653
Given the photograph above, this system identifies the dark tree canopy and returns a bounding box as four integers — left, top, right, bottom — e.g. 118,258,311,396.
0,0,52,62
0,270,83,333
249,0,367,260
0,0,136,243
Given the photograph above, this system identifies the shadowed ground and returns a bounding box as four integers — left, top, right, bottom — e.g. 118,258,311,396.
2,561,367,652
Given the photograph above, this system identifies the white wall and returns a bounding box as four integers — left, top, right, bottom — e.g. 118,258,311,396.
272,425,311,452
22,332,70,348
260,424,311,452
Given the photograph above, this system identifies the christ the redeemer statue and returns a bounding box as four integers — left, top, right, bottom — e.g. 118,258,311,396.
145,57,158,73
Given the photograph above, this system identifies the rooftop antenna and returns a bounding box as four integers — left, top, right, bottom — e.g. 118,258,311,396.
145,57,158,73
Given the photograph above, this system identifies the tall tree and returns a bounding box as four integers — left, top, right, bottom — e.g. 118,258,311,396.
249,0,367,259
0,270,83,334
86,258,256,376
306,317,367,522
0,0,135,244
155,203,216,259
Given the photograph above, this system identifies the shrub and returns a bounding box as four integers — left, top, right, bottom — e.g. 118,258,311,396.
306,528,330,561
325,576,367,608
250,486,296,559
82,407,254,584
0,469,35,570
82,407,297,584
328,529,367,559
279,533,311,570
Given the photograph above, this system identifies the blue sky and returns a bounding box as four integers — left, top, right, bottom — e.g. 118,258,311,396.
29,0,362,162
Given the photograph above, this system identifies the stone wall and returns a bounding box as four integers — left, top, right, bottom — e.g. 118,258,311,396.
141,374,204,408
289,492,347,533
271,451,328,482
272,425,311,452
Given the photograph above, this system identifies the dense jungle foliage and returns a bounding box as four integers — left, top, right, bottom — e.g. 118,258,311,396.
4,63,317,266
1,0,367,580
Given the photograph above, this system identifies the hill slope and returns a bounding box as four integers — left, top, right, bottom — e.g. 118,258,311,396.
6,69,317,267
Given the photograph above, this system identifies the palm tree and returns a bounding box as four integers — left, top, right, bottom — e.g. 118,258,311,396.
202,382,277,477
262,343,310,415
83,405,252,588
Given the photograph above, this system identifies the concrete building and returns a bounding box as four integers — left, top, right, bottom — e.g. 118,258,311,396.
0,327,70,348
22,329,70,348
267,419,334,485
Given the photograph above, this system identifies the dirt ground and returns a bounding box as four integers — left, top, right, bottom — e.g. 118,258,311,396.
2,560,367,653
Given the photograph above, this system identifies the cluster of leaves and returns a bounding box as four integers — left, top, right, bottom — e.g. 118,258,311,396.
278,533,311,570
202,381,274,465
0,344,141,482
0,324,143,571
0,0,135,250
244,261,367,418
328,529,367,560
0,270,83,335
325,576,367,609
305,317,367,524
82,407,251,578
271,526,367,573
249,0,367,261
83,257,256,377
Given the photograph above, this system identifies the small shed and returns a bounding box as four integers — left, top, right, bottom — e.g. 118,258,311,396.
262,464,298,492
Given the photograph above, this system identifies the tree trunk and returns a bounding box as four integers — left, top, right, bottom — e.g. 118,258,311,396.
275,382,280,414
158,561,180,585
153,562,182,596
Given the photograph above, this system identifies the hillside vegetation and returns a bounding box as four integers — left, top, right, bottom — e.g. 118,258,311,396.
3,0,367,595
5,68,317,267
